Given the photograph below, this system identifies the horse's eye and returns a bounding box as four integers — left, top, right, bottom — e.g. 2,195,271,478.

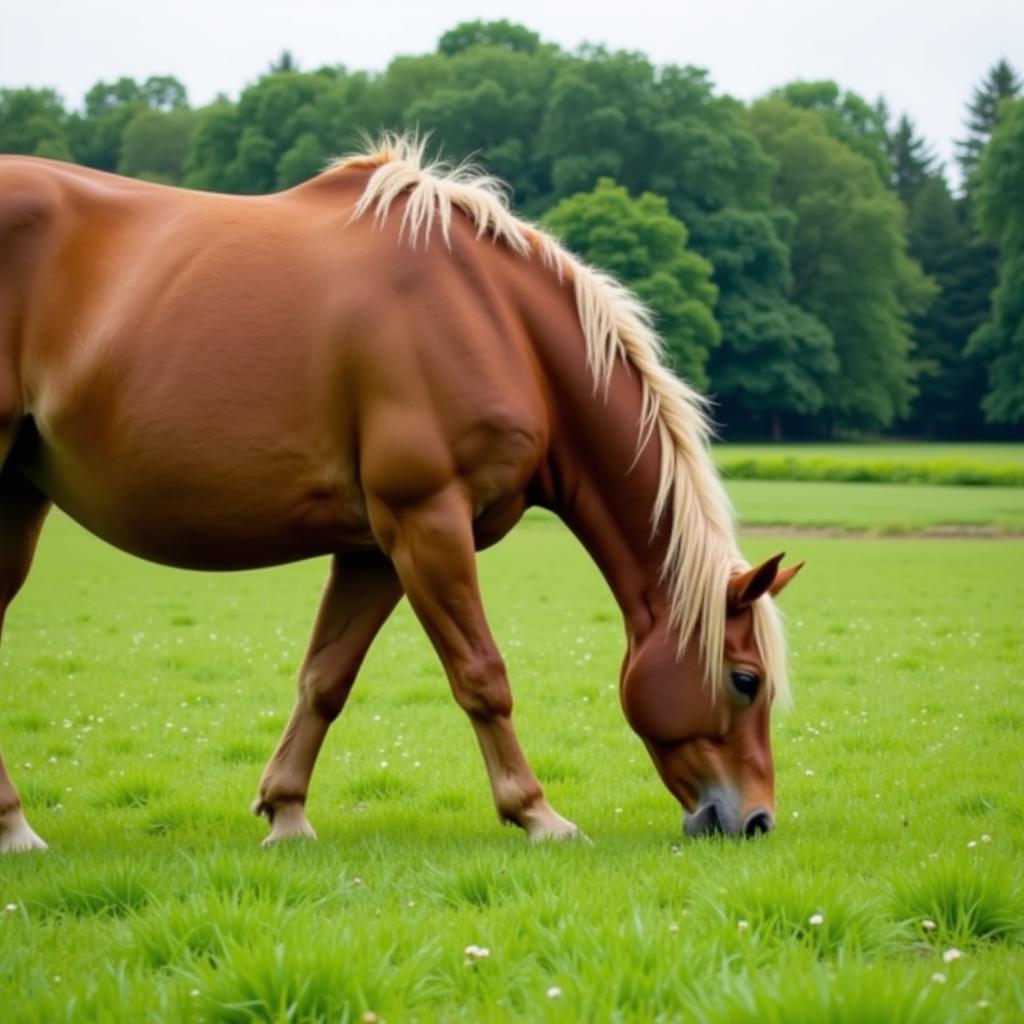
730,670,760,701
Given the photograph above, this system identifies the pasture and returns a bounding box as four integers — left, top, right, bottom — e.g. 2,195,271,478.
728,480,1024,533
1,482,1023,1022
715,443,1024,464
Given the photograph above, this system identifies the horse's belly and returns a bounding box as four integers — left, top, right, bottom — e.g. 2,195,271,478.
23,442,377,570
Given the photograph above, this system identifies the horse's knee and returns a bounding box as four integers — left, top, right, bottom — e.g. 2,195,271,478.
452,652,512,719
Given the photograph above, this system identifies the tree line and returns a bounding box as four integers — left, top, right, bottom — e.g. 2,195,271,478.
1,21,1021,438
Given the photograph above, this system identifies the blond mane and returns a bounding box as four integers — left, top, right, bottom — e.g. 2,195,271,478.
333,134,789,705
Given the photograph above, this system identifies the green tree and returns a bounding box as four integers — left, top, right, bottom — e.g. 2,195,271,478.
369,53,454,127
184,100,245,191
403,45,560,209
775,80,890,183
651,70,777,226
901,175,988,435
438,19,542,56
117,107,197,183
703,209,837,438
887,113,937,207
537,48,660,202
0,87,73,159
544,178,719,386
276,131,326,187
186,69,357,192
957,59,1022,185
269,51,299,74
968,98,1024,423
71,75,189,172
750,99,933,431
139,75,188,111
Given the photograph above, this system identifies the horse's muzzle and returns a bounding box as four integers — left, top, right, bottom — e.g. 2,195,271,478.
683,789,774,838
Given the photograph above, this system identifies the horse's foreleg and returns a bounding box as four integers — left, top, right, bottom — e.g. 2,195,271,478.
0,468,52,854
372,487,582,842
254,551,402,845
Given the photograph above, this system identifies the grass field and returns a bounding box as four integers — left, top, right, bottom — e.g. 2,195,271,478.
715,443,1024,465
713,443,1024,488
728,480,1024,533
1,493,1023,1022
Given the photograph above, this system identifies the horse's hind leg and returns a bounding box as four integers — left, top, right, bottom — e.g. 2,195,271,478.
254,551,403,845
0,468,52,853
371,487,581,841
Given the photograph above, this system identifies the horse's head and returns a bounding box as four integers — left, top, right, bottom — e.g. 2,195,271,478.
620,553,802,838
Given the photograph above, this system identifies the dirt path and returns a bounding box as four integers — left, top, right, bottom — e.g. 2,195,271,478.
740,524,1024,540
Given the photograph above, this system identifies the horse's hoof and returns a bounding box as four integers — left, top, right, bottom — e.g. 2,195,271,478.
0,810,49,854
527,819,591,844
259,802,317,846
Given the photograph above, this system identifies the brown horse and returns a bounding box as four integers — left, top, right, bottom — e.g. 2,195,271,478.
0,136,801,853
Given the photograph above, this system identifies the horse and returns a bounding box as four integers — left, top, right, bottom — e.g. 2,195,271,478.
0,135,801,853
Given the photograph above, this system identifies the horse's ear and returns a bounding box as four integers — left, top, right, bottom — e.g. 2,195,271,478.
769,560,804,598
727,552,785,612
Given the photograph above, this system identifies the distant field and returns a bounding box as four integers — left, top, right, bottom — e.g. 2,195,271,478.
714,443,1024,488
1,510,1022,1021
715,443,1024,464
726,480,1024,533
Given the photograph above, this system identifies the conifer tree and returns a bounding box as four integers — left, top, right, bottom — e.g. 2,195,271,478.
956,59,1021,185
887,113,937,207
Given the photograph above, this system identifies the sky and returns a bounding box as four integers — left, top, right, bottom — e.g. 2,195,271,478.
2,0,1022,180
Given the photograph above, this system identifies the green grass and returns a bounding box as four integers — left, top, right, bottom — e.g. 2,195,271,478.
715,443,1024,465
728,480,1024,533
1,506,1023,1021
714,443,1024,488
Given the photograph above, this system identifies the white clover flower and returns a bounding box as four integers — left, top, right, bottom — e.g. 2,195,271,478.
808,913,824,927
942,948,963,963
931,972,947,985
921,919,937,932
546,987,562,999
737,919,750,932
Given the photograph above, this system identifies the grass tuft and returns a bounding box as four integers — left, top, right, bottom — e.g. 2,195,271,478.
92,774,166,810
200,849,341,907
695,962,957,1024
25,861,154,918
345,769,414,802
220,739,267,765
891,858,1024,946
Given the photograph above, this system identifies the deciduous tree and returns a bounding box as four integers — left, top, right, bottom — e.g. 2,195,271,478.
0,87,73,159
750,99,932,431
544,178,719,386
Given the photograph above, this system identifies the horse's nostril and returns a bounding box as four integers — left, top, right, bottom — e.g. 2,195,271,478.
743,810,774,837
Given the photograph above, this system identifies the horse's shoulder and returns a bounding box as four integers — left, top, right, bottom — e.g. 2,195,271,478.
0,158,65,239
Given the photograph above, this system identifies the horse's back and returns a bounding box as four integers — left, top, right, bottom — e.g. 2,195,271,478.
1,160,550,568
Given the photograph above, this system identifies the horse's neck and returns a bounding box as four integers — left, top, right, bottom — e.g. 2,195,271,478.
535,351,672,644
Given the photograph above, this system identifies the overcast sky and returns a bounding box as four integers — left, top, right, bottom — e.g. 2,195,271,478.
3,0,1022,179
